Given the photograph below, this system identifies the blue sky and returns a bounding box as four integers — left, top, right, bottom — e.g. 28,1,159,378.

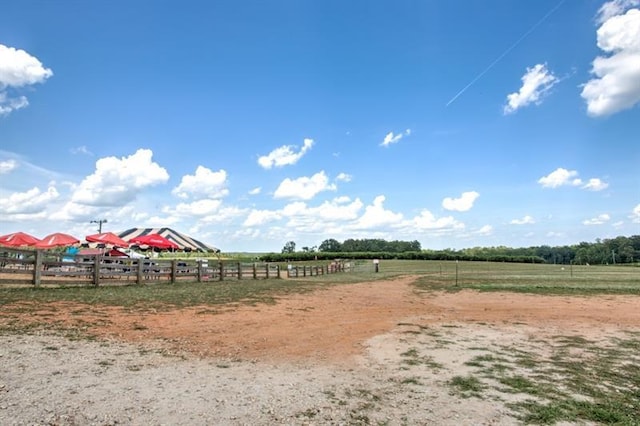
1,0,639,252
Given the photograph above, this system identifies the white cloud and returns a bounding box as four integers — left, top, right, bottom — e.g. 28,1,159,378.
504,64,559,114
0,185,59,215
243,209,282,227
583,213,611,225
582,5,640,116
597,0,639,24
171,199,222,216
538,168,582,188
71,149,169,206
631,204,640,223
0,159,17,174
172,166,228,199
258,138,314,169
283,197,363,223
510,215,535,225
582,178,609,191
352,195,403,229
0,93,28,115
0,44,53,116
476,225,493,236
248,187,261,195
274,171,336,200
336,172,352,182
70,146,93,156
408,209,464,230
381,129,411,147
442,191,479,212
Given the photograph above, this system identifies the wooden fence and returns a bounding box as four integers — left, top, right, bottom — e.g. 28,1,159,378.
0,248,349,287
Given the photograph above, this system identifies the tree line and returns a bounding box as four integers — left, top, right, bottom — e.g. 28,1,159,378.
268,235,640,265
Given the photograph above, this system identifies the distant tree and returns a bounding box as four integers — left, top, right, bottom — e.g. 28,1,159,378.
281,241,296,254
318,239,341,252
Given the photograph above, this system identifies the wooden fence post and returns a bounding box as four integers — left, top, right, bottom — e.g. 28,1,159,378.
137,259,143,284
277,264,280,278
170,259,177,284
237,262,242,280
219,261,224,281
93,255,100,286
266,263,270,279
253,263,257,279
33,250,42,287
197,260,203,282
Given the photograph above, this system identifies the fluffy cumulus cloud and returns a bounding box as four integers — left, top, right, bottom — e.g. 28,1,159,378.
243,209,282,227
0,44,53,115
408,209,464,231
581,1,640,116
631,204,640,223
283,197,364,224
442,191,479,212
258,138,314,169
352,195,403,229
538,168,583,188
538,168,609,190
381,129,411,147
504,64,559,114
172,166,228,199
583,213,611,225
510,215,535,225
0,185,59,215
71,149,169,206
274,171,336,200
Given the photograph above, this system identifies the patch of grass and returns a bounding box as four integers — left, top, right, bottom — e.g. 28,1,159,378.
400,377,422,385
448,375,485,398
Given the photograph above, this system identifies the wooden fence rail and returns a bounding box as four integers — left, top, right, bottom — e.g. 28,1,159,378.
0,248,349,287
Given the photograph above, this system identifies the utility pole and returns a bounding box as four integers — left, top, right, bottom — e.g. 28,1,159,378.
91,219,108,233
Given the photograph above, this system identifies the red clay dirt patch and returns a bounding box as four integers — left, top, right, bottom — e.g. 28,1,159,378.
2,276,639,363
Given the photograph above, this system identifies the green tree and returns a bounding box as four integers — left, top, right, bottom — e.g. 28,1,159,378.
281,241,296,254
318,239,341,252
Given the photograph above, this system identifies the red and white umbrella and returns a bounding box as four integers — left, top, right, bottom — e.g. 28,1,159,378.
0,232,41,247
35,233,80,249
129,233,179,250
85,232,129,248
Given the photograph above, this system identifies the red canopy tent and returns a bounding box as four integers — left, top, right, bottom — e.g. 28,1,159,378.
85,232,129,248
129,233,179,250
0,232,41,247
35,233,80,249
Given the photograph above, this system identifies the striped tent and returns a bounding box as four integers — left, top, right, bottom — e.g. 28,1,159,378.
118,228,219,252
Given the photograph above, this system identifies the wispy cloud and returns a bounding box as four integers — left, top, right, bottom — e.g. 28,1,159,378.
510,215,535,225
583,213,611,225
504,63,559,114
70,146,94,156
0,159,17,174
582,178,609,191
258,138,314,169
381,129,411,147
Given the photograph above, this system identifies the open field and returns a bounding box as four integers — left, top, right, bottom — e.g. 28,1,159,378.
1,261,639,425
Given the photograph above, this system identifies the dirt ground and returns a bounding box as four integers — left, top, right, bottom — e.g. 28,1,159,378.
1,276,639,425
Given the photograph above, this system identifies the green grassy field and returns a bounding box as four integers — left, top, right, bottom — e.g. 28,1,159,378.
0,260,638,309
